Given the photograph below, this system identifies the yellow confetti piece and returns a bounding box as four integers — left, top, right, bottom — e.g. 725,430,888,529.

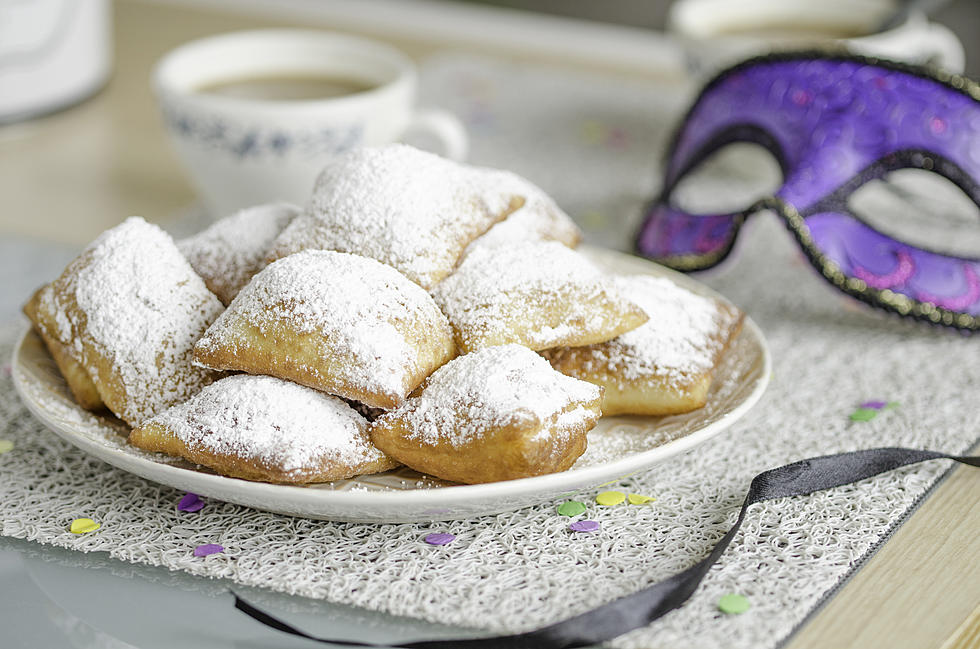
596,490,626,506
69,518,101,534
579,119,606,144
581,210,609,229
0,439,14,454
627,494,655,505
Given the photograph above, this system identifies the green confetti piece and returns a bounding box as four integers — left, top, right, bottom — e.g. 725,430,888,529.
885,401,900,410
557,501,587,517
0,439,14,454
849,408,878,422
718,593,750,614
596,490,626,506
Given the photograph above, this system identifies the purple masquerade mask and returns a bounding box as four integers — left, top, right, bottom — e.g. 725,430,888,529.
637,53,980,331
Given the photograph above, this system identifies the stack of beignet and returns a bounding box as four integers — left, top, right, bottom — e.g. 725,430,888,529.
24,144,743,486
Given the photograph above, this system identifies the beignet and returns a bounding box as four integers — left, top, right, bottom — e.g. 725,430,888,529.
23,285,104,411
178,202,299,305
193,249,455,409
543,275,744,415
34,217,224,426
462,190,581,256
131,374,398,483
267,144,555,289
431,241,648,353
370,344,601,484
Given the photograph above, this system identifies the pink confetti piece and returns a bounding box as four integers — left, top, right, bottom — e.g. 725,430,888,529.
1,364,10,377
178,492,205,512
193,543,224,557
569,520,600,533
424,533,455,546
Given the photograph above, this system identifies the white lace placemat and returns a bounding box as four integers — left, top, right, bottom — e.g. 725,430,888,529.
2,54,978,649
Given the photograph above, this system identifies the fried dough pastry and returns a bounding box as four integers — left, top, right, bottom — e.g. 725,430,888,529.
543,275,744,416
431,241,648,353
178,202,299,305
193,249,455,409
23,285,104,411
462,191,581,256
131,374,398,483
370,344,601,484
267,144,555,289
34,217,225,426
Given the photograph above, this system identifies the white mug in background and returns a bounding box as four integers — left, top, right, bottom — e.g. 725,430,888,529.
153,30,468,217
0,0,111,122
669,0,965,75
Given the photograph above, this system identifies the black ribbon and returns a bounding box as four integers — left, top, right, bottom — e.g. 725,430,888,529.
233,447,979,648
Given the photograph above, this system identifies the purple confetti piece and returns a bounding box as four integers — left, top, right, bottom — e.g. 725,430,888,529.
860,401,888,410
193,543,224,557
424,533,455,546
569,520,600,533
178,492,205,512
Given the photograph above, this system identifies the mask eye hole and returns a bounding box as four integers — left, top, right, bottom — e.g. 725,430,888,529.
669,142,782,215
847,168,980,258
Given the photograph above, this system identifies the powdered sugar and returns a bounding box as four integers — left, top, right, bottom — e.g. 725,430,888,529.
385,344,601,448
268,144,544,289
177,203,299,304
577,275,738,387
431,240,641,351
145,374,387,477
463,192,581,256
195,249,453,401
46,217,224,426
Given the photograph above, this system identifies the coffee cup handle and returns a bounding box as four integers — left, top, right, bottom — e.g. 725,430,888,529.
403,108,469,161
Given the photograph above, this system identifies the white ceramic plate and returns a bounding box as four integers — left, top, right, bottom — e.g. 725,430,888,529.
12,247,770,523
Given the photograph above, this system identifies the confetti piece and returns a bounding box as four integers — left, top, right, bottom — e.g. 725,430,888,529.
69,518,101,534
596,491,626,506
849,408,878,422
424,533,455,546
0,439,14,454
718,593,751,614
193,543,224,557
579,119,605,144
581,210,609,229
628,494,655,505
178,493,205,513
569,520,600,533
859,400,888,410
557,501,587,517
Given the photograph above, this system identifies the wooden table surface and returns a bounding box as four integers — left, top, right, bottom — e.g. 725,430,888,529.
1,2,977,647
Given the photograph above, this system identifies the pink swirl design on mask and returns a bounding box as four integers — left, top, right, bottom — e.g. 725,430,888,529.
853,251,915,289
915,264,980,312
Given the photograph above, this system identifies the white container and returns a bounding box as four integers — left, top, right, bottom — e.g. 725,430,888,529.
153,29,468,217
0,0,111,122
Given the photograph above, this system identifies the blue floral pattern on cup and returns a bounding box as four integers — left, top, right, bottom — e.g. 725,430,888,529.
162,106,364,159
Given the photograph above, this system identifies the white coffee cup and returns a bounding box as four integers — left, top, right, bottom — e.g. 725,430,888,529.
669,0,965,74
153,29,468,216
